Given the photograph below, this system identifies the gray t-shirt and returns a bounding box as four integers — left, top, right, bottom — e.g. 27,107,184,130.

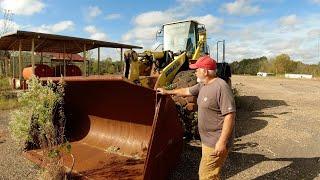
189,78,236,148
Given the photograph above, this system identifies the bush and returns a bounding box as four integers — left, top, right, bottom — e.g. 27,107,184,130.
9,76,71,179
9,77,65,147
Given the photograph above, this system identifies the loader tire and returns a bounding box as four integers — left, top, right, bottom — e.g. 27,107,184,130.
171,70,200,140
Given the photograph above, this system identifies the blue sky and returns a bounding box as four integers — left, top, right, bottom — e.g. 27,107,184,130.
1,0,320,64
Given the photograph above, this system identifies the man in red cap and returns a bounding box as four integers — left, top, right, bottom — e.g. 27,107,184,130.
157,55,236,180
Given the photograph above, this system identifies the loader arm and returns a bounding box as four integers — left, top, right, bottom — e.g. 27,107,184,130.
192,38,205,60
154,52,186,89
192,32,206,60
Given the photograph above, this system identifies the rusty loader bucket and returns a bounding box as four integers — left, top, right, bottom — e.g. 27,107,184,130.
24,76,183,179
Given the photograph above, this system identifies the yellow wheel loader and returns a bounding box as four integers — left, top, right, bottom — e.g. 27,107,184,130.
24,20,231,179
123,20,232,139
123,20,211,89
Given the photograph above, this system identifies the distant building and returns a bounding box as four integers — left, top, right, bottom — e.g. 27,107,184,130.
285,74,313,79
257,72,274,77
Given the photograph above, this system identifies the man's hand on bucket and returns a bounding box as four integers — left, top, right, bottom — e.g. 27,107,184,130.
157,88,167,95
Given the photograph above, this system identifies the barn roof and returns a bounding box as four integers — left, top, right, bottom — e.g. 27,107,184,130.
0,30,142,53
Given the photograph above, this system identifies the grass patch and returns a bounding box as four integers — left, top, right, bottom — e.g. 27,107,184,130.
0,97,20,110
0,77,19,110
0,77,11,91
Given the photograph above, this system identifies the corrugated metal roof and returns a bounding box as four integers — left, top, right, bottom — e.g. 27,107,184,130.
0,30,142,53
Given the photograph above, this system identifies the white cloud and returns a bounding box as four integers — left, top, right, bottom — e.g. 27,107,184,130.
278,14,299,29
31,21,74,34
308,29,320,38
0,0,45,16
84,25,108,41
134,11,175,27
225,42,263,60
88,6,102,19
51,21,74,33
219,14,320,64
123,26,158,41
122,26,159,49
311,0,320,4
189,14,223,34
122,10,178,48
105,13,122,20
264,38,303,53
221,0,261,16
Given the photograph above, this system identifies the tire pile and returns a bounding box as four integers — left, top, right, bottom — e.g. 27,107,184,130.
169,70,200,139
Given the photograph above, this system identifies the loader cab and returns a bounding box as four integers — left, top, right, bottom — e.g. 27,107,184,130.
157,20,208,55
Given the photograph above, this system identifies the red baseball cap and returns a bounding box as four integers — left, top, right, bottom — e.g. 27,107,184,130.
189,56,217,70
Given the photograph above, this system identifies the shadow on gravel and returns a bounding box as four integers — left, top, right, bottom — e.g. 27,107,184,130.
220,96,319,179
170,144,320,180
236,96,288,112
232,141,258,151
235,96,288,138
224,96,290,179
224,152,320,180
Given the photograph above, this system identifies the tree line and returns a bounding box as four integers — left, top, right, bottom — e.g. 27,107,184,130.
2,52,320,77
230,54,320,76
89,57,124,75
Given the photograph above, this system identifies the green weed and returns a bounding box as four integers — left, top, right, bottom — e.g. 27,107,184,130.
9,76,71,179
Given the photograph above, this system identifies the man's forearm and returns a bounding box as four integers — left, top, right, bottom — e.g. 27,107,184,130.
218,112,235,145
162,88,191,96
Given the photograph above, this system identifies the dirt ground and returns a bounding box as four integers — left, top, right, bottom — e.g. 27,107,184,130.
0,75,320,179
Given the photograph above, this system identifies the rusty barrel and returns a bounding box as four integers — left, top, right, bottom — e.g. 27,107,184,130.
22,64,54,80
25,76,183,179
54,64,82,76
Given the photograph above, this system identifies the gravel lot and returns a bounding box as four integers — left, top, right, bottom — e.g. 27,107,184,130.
1,75,320,179
171,75,320,179
0,110,38,180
